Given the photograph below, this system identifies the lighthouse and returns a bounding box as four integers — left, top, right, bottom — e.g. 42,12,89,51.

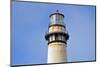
45,10,69,63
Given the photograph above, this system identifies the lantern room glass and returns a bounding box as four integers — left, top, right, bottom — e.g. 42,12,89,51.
50,14,64,24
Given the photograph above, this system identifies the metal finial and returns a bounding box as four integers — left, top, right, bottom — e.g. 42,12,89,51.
56,10,59,13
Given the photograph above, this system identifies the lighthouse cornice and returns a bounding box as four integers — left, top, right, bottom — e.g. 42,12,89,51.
48,23,66,29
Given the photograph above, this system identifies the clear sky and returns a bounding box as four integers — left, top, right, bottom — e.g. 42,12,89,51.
12,1,96,65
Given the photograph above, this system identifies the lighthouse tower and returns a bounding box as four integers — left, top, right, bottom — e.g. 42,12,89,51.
45,10,69,63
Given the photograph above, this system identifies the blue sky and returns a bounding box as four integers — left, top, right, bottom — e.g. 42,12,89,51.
12,1,96,65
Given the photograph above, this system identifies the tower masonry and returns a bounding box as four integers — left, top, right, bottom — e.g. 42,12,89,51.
45,10,69,63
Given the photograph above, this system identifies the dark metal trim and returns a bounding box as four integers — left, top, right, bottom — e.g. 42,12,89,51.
48,23,65,28
48,40,66,45
45,31,69,40
49,13,64,18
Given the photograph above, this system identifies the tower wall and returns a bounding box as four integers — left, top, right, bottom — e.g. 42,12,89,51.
48,42,67,63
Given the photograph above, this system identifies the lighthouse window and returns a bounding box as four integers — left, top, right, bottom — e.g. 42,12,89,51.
53,15,56,24
49,36,52,41
52,35,55,41
50,16,55,24
59,15,63,23
49,35,54,42
58,35,62,40
56,15,63,24
55,34,59,40
50,14,64,24
61,35,63,40
61,35,66,41
56,14,59,22
50,16,53,23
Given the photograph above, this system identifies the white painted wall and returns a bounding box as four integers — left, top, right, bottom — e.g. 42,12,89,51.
48,42,67,63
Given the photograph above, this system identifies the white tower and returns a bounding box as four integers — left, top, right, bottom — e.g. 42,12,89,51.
45,10,69,63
